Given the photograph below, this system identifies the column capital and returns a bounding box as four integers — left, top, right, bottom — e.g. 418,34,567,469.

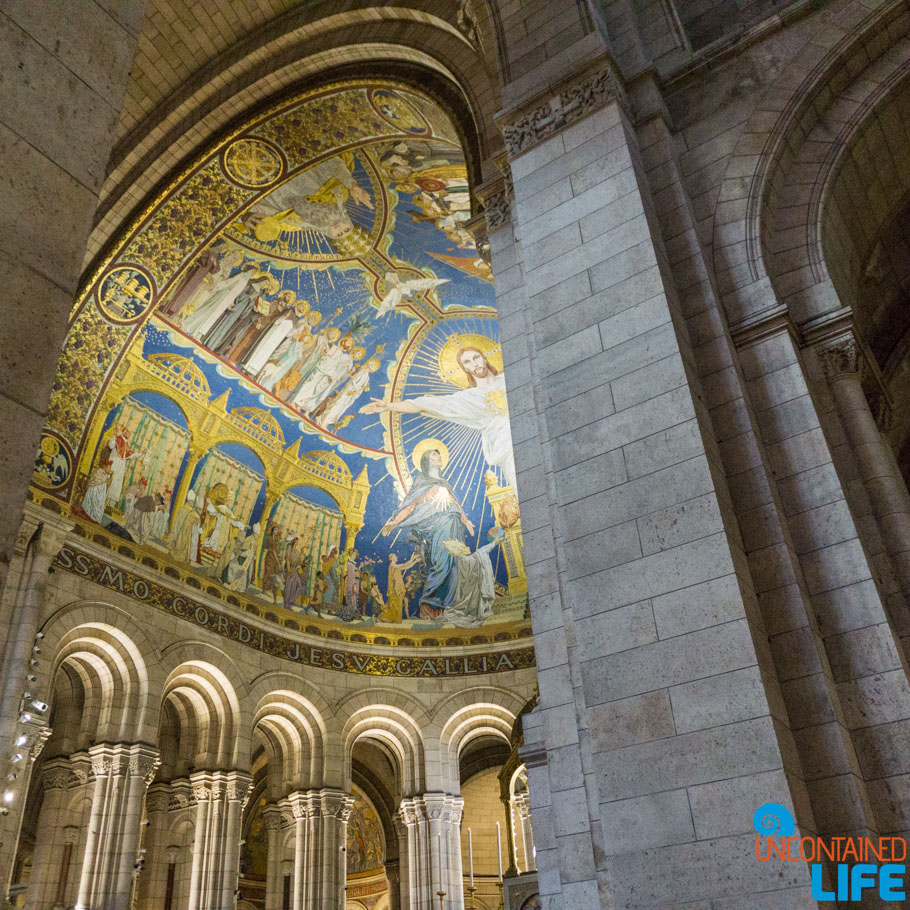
88,742,160,783
224,770,253,805
262,803,285,829
145,783,171,813
399,792,464,824
498,55,629,160
476,173,513,233
42,756,79,791
816,334,863,379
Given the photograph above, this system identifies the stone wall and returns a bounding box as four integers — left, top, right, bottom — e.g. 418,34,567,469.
0,0,147,592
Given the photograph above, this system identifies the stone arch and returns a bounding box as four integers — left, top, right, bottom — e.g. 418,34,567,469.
337,688,429,796
38,600,161,745
711,0,910,332
158,641,250,771
431,686,524,792
88,3,505,273
247,671,332,795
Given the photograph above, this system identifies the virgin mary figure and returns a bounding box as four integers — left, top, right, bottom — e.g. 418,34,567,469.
381,440,474,618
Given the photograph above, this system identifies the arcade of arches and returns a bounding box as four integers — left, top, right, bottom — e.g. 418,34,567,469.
5,1,910,908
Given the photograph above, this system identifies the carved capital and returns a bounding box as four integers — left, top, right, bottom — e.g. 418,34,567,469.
42,758,76,791
500,62,628,160
262,804,284,830
145,785,171,813
817,336,862,379
477,173,514,233
13,513,42,559
130,748,161,786
225,772,253,804
63,825,80,845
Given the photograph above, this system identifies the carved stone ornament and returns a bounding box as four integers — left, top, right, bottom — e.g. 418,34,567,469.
816,337,862,379
90,754,116,778
42,760,76,791
262,805,284,830
145,787,171,813
226,775,253,803
130,751,161,786
501,64,628,159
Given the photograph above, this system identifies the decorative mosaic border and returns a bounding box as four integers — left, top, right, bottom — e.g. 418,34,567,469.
54,544,535,678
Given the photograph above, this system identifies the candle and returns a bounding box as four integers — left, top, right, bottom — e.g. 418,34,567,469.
468,828,474,888
496,822,503,882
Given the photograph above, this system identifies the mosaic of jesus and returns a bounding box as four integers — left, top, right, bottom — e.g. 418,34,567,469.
35,81,528,640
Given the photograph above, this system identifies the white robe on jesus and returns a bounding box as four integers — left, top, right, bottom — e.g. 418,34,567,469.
409,372,516,488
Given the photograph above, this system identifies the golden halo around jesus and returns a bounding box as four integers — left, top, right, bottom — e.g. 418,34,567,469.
412,438,450,473
437,334,503,389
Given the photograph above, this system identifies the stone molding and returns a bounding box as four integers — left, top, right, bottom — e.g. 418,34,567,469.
499,60,628,159
397,792,464,826
283,787,354,821
188,769,252,807
815,334,894,431
88,742,160,785
476,170,514,233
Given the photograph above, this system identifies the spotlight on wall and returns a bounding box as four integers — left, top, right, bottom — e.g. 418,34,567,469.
26,675,36,682
10,754,22,764
32,645,40,654
14,736,26,747
6,773,17,783
19,714,31,724
34,632,44,640
28,700,48,714
28,659,38,668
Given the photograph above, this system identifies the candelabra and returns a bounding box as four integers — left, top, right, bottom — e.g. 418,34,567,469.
466,885,477,909
437,889,446,910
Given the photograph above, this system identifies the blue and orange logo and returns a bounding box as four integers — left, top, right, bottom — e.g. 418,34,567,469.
753,803,907,902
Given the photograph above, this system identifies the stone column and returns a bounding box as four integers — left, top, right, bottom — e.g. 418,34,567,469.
135,783,171,909
74,743,159,910
385,858,401,910
0,509,72,895
513,794,535,872
393,812,410,910
24,756,82,907
262,804,286,910
277,788,354,910
186,770,252,910
485,40,821,904
397,794,464,910
817,335,910,641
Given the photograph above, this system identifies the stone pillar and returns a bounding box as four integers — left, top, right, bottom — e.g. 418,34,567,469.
262,804,286,910
393,812,410,910
24,756,87,907
74,743,159,910
385,858,401,910
0,509,72,895
135,783,172,909
486,44,820,905
186,770,252,910
397,794,464,910
817,335,910,641
282,788,353,910
513,794,535,872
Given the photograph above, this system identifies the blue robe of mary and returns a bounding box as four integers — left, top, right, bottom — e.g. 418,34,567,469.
388,468,467,614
